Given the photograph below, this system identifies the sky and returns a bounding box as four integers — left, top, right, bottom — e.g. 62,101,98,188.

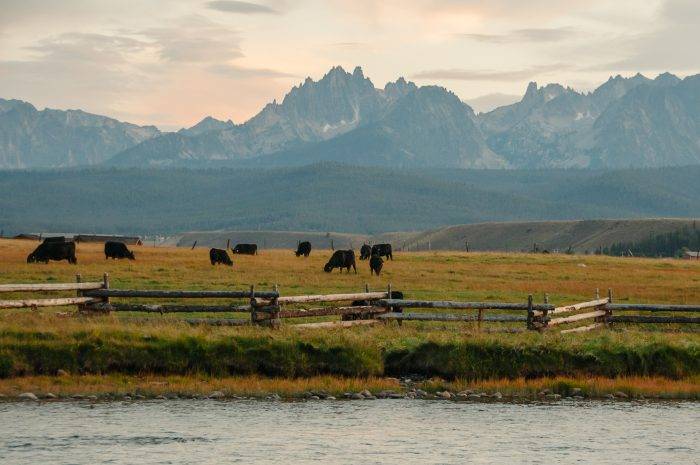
1,0,698,130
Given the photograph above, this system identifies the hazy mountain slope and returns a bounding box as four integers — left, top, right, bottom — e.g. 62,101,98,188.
110,66,396,167
255,86,502,168
478,73,698,168
581,75,700,167
178,116,235,137
0,99,160,168
3,68,699,169
1,164,699,235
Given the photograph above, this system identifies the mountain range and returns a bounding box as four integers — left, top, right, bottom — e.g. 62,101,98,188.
0,99,160,168
0,66,698,169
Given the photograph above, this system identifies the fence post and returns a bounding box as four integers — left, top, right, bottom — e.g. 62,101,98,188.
75,274,84,313
541,293,549,330
605,288,613,326
249,284,257,325
102,273,110,305
526,294,534,330
269,284,281,329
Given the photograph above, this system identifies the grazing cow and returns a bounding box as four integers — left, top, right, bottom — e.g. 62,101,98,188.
232,243,257,255
104,241,135,260
323,250,357,273
295,241,312,257
371,243,393,260
369,253,383,276
43,236,67,243
27,240,77,264
359,244,371,260
209,248,233,266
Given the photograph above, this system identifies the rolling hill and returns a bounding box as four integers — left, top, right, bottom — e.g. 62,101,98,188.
172,218,698,253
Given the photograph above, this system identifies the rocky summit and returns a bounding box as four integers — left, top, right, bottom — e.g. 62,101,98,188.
1,66,698,169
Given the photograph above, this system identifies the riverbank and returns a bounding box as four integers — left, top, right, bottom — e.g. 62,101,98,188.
1,317,698,379
1,374,698,401
1,242,698,402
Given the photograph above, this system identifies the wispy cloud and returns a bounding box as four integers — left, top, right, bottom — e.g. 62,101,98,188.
457,27,578,43
412,64,572,81
589,0,700,72
139,15,243,63
206,1,280,14
209,63,296,78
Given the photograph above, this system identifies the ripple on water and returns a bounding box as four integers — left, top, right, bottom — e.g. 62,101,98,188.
0,400,697,465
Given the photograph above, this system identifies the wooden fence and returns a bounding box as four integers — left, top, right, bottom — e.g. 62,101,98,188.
1,276,699,333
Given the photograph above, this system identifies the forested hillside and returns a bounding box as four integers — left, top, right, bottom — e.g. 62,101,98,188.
1,163,699,235
604,224,700,257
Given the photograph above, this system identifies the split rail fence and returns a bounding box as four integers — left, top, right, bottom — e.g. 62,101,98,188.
1,275,699,333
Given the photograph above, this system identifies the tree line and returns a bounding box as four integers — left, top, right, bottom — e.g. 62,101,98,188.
601,223,700,257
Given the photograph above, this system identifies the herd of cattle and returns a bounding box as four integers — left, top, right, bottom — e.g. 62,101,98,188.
23,237,394,276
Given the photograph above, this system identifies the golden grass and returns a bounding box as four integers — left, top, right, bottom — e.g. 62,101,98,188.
1,238,699,305
429,375,700,399
1,374,697,399
0,374,399,398
0,238,698,397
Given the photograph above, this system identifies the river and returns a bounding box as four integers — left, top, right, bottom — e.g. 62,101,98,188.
1,399,697,464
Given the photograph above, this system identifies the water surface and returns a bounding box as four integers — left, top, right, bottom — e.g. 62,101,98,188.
1,400,697,464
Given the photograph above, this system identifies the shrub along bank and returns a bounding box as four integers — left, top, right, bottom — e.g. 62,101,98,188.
1,324,697,380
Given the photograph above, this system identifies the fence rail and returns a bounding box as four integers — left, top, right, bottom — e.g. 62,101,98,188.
378,299,553,311
93,303,254,313
0,282,103,292
84,289,279,299
1,276,698,333
378,312,527,322
606,303,700,312
0,297,101,309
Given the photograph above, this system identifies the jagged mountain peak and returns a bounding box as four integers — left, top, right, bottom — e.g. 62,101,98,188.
522,82,574,104
179,116,236,137
4,66,697,170
654,72,681,86
383,76,418,100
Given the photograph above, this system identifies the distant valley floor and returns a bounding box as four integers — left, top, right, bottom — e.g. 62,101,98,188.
171,218,698,253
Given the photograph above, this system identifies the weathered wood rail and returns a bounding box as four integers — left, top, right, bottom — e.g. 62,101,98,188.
0,274,107,311
375,297,548,326
1,276,698,332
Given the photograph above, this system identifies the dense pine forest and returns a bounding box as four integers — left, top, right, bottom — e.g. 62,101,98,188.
604,223,700,257
1,163,699,235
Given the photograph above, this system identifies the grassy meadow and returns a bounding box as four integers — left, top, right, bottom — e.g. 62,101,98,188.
0,238,698,398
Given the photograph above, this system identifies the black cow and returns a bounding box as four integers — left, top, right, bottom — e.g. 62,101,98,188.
359,244,371,260
210,248,233,266
295,241,311,257
371,243,393,260
27,240,77,264
43,236,67,243
104,241,135,260
232,243,257,255
369,254,383,276
323,250,357,273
